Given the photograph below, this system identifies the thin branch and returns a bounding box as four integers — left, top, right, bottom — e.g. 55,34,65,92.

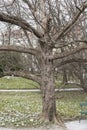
0,0,16,8
57,58,87,68
22,0,34,10
56,2,87,41
75,40,87,44
23,29,33,48
54,40,87,48
52,44,87,60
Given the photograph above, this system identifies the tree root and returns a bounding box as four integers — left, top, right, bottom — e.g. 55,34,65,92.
39,113,66,129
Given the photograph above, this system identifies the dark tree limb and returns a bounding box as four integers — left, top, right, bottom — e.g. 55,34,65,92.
56,58,87,68
0,13,43,38
3,71,41,85
0,45,41,55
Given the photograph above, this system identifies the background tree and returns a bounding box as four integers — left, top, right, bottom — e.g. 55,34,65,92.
0,51,24,72
0,0,87,127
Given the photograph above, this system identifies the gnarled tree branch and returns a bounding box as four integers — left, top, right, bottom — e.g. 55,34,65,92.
3,71,41,85
0,12,43,38
0,45,41,56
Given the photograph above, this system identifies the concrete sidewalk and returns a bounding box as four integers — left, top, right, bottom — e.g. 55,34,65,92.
65,119,87,130
0,88,83,92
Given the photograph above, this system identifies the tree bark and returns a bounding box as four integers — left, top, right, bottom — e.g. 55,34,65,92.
41,57,57,122
39,45,61,123
79,63,87,92
80,76,87,92
63,69,68,84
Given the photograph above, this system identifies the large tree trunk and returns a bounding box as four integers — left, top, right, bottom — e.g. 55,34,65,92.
40,49,63,124
41,58,56,122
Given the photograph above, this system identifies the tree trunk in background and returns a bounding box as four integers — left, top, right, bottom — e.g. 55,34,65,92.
80,76,87,92
79,63,87,92
63,69,68,84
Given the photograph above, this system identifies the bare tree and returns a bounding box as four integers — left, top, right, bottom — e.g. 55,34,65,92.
0,0,87,126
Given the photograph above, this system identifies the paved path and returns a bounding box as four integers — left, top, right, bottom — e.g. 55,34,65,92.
65,120,87,130
0,88,83,92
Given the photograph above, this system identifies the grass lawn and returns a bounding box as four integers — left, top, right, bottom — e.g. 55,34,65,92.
0,76,39,89
0,92,42,127
56,91,87,120
0,91,87,127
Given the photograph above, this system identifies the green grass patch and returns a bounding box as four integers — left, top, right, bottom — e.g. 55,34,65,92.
0,92,42,127
55,80,62,88
55,80,80,89
56,91,87,119
62,83,80,88
0,76,39,89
